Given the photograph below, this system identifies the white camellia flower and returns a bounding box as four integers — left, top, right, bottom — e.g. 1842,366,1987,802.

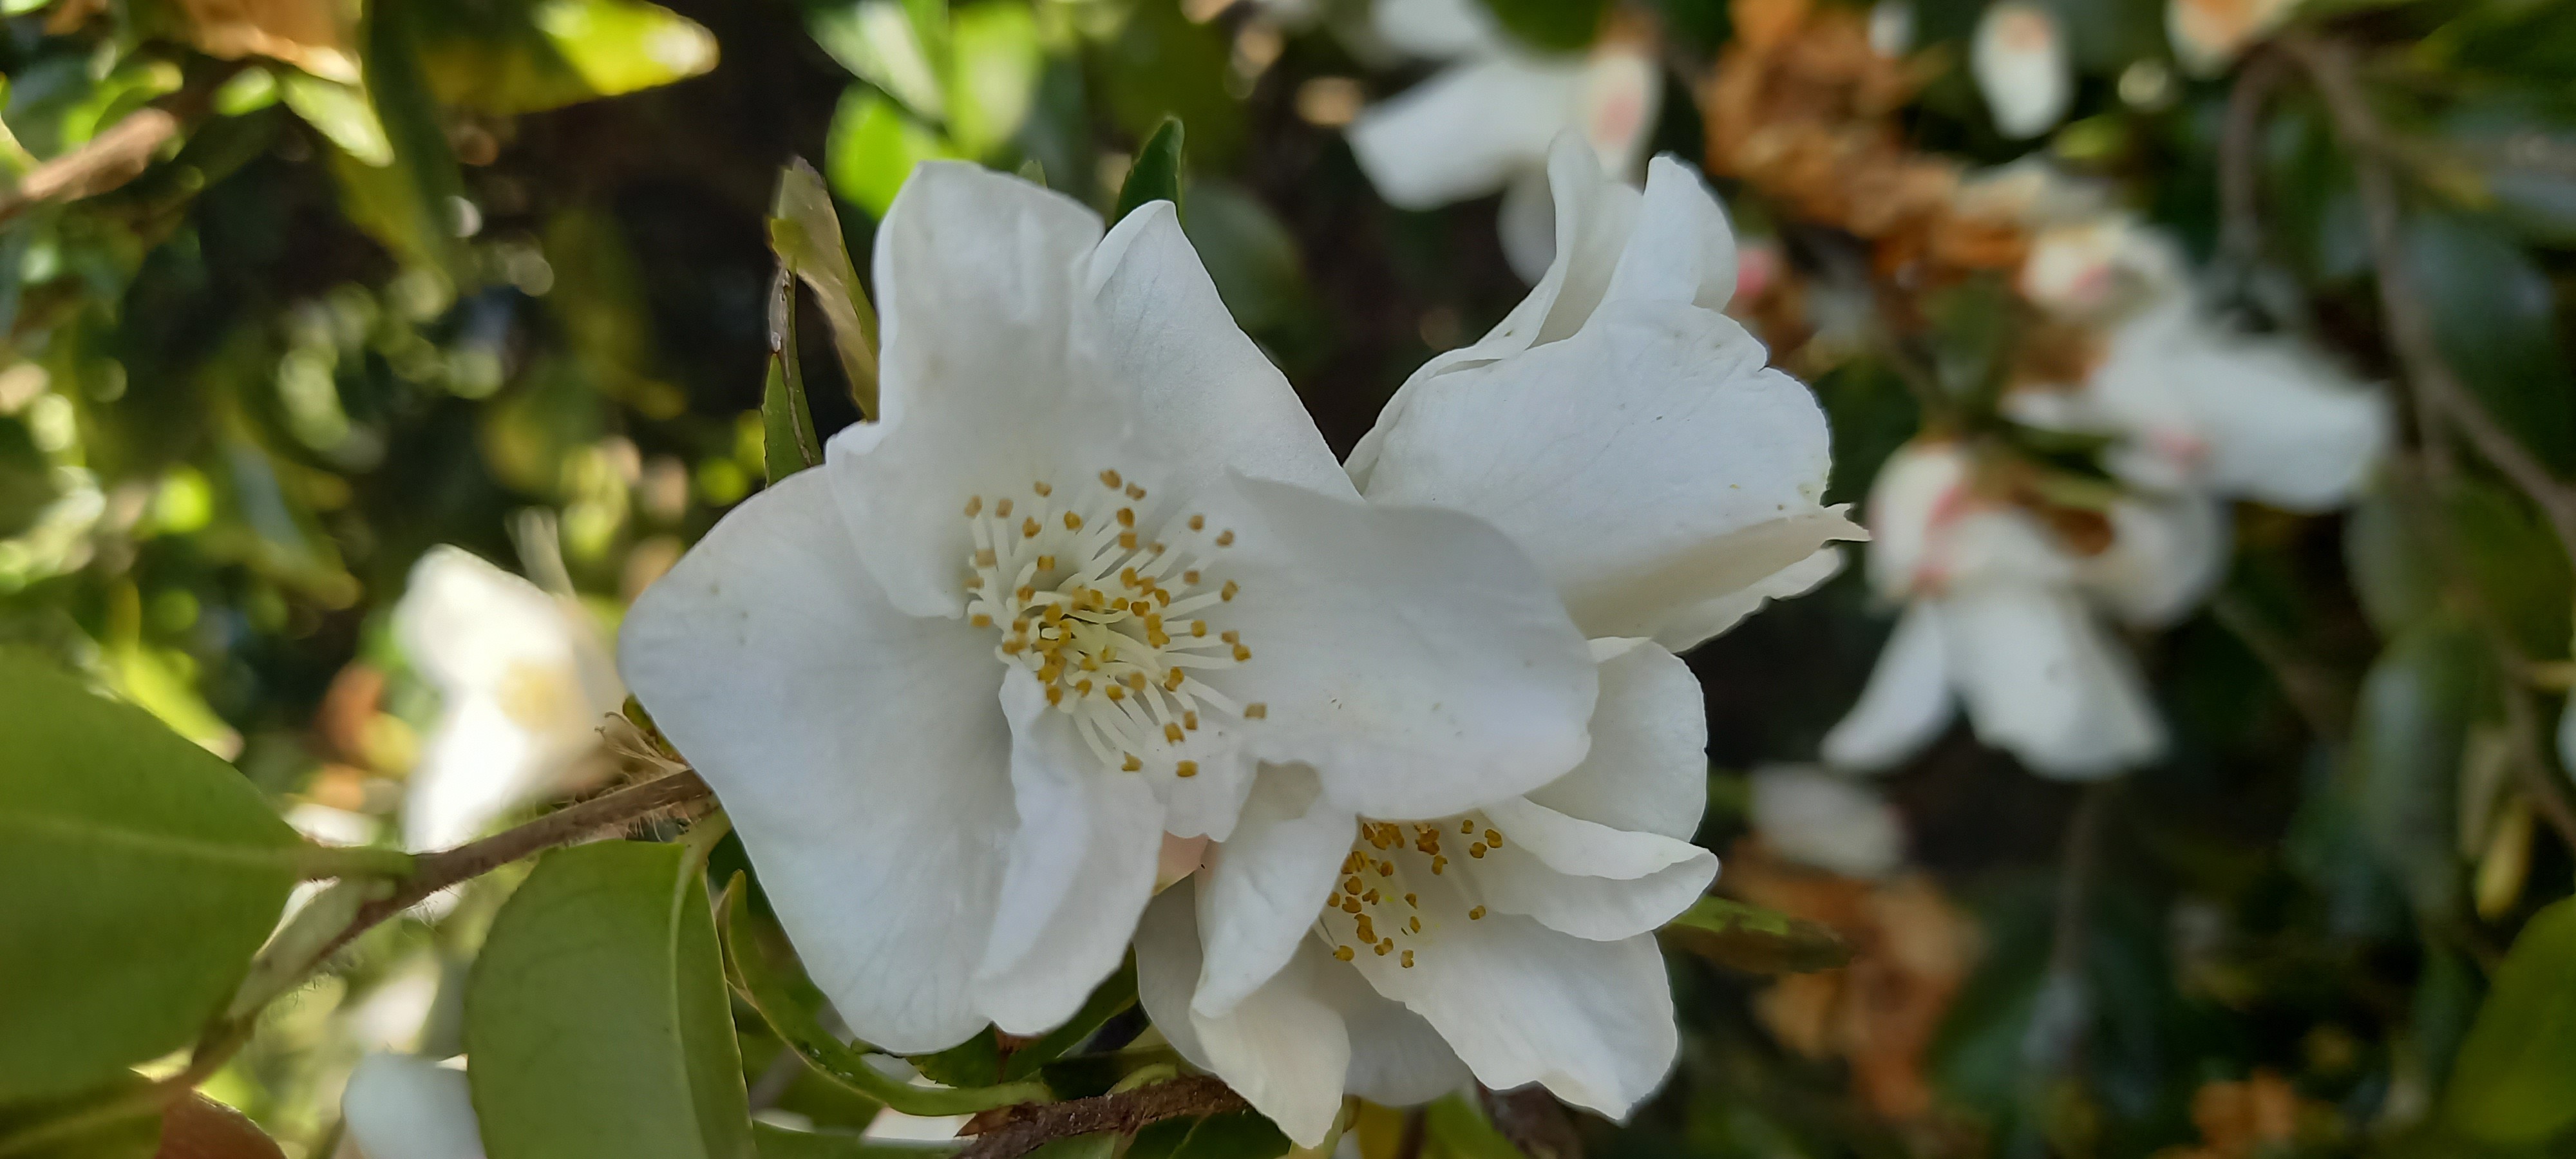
342,1054,485,1159
1822,440,2183,778
2009,211,2390,513
1345,0,1660,280
1136,140,1861,1145
1971,2,2072,141
393,546,624,851
618,162,1600,1057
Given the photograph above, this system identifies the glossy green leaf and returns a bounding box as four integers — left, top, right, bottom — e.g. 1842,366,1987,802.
2448,896,2576,1143
418,0,717,115
1475,0,1609,52
945,2,1042,157
826,87,961,219
762,273,821,484
2407,213,2576,473
2344,483,2443,637
464,842,757,1159
1178,181,1305,332
0,652,299,1102
1022,1135,1117,1159
2349,618,2486,923
0,1075,160,1159
715,876,1052,1117
1657,895,1854,974
0,415,57,540
905,959,1132,1090
275,74,391,167
810,0,949,121
358,0,469,278
1113,118,1184,227
2441,92,2576,246
1092,3,1240,171
770,159,882,418
2449,482,2574,659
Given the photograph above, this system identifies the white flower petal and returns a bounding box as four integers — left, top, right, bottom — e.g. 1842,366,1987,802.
1600,156,1739,315
1137,885,1351,1147
2081,495,2230,628
1086,202,1352,498
829,162,1125,619
1941,585,2165,778
1497,167,1559,284
1652,545,1844,650
1307,952,1472,1107
1347,57,1586,210
1353,899,1678,1119
1470,827,1715,942
1480,796,1705,883
1748,764,1906,877
1359,301,1855,641
1215,475,1598,820
975,671,1168,1034
1971,3,2071,140
619,470,1014,1053
401,695,543,851
1821,601,1957,772
1193,765,1359,1017
1858,440,1972,599
1576,50,1662,182
342,1055,483,1159
1525,637,1708,841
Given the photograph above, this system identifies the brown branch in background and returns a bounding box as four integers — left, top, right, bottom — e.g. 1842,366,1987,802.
0,60,246,227
1477,1086,1584,1159
2210,592,2354,739
2280,33,2576,572
2216,48,2289,279
953,1076,1247,1159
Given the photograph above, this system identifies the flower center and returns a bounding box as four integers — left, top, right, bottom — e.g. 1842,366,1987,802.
1315,816,1503,970
962,469,1262,780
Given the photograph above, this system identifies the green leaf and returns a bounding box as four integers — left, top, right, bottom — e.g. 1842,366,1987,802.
1177,181,1305,333
2406,213,2576,473
0,1075,161,1159
715,876,1052,1117
1162,1112,1289,1159
2450,481,2575,659
1424,1094,1522,1159
275,73,392,167
2448,896,2576,1143
770,159,882,419
810,1,950,121
826,87,961,219
905,960,1130,1089
2349,617,2487,923
0,651,299,1102
762,273,822,484
2344,482,2443,637
415,0,716,115
0,415,58,540
1023,1136,1117,1159
464,842,757,1159
750,1122,955,1158
945,1,1042,157
2441,92,2576,246
1113,118,1185,227
1474,0,1609,52
1656,895,1855,974
358,0,469,279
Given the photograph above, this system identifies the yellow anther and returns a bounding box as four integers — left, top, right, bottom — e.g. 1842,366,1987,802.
1075,679,1093,695
1377,938,1393,954
1401,950,1414,968
1100,469,1122,489
1335,945,1355,962
1343,852,1363,872
1378,861,1394,876
1244,702,1267,719
1063,512,1083,530
1431,856,1447,875
1356,916,1376,943
1220,630,1240,644
1344,877,1362,896
1468,906,1486,920
1469,843,1488,858
1220,581,1238,601
1188,514,1206,531
1045,686,1064,706
971,613,993,628
1126,483,1146,500
1016,586,1036,603
965,576,984,589
1033,481,1053,496
1167,671,1187,692
1232,644,1252,662
1181,570,1201,586
1001,639,1026,655
1485,829,1503,847
1342,896,1361,914
1176,760,1199,778
965,496,984,516
1125,672,1148,691
1189,621,1208,637
1036,554,1057,570
1022,517,1041,538
1463,820,1476,834
1106,685,1126,702
1182,710,1198,728
1408,917,1420,933
1404,893,1417,907
1215,531,1235,547
1164,723,1185,744
1119,532,1139,550
1117,507,1136,528
1122,753,1142,772
974,549,997,568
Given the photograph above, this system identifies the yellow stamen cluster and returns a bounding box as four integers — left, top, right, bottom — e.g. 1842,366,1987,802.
961,470,1258,778
1315,813,1508,970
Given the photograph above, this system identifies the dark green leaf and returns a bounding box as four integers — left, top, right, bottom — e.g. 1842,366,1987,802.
358,0,470,280
2344,483,2443,637
1425,1095,1522,1159
0,416,59,540
750,1122,954,1158
1092,4,1240,171
2448,896,2576,1143
1475,0,1609,52
0,652,299,1102
1656,895,1853,973
417,0,717,115
2349,617,2486,923
1022,1136,1116,1159
1165,1112,1289,1159
464,842,757,1159
2406,213,2576,473
826,87,960,220
2441,92,2576,246
716,876,1050,1117
2450,481,2574,659
762,271,822,484
904,956,1133,1088
770,159,882,419
1113,118,1186,227
0,1075,160,1159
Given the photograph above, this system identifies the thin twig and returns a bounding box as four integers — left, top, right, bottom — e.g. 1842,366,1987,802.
952,1075,1247,1159
0,61,245,227
2210,591,2353,738
2282,33,2576,570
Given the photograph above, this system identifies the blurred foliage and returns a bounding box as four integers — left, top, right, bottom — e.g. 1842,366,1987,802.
4,0,2576,1155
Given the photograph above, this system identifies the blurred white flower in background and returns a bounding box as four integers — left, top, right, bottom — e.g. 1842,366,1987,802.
2168,0,2298,75
1139,138,1858,1144
393,543,623,851
1822,440,2177,778
1345,0,1660,279
618,162,1598,1059
341,1054,484,1159
1971,2,2071,140
1750,764,1906,878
